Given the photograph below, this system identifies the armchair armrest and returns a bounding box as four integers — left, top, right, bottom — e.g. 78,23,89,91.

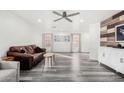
0,61,20,82
0,61,20,69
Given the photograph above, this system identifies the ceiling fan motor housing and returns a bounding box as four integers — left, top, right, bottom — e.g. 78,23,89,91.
63,12,67,17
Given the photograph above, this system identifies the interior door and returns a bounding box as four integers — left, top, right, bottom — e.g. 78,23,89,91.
42,33,52,52
71,33,80,52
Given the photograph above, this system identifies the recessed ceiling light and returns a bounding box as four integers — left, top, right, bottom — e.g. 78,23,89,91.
80,19,84,23
38,19,42,23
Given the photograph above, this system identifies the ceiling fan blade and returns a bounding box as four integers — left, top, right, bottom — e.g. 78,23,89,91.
65,17,72,22
53,11,62,16
67,12,80,17
54,17,63,22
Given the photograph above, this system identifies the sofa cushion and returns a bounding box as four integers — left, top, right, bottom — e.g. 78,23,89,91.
10,47,21,52
0,69,16,82
10,46,28,53
33,53,42,59
20,48,29,54
30,53,43,61
9,45,37,54
25,46,34,54
31,45,37,50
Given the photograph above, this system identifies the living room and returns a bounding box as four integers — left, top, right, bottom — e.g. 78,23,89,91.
0,10,119,58
1,10,124,82
1,0,124,93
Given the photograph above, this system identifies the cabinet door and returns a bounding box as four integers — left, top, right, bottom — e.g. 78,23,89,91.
104,48,119,70
71,33,80,52
111,49,121,71
118,51,124,74
99,47,105,64
104,48,112,67
99,48,124,74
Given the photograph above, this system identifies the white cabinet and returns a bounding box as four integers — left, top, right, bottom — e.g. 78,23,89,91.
98,47,105,64
111,49,122,71
99,47,124,74
104,48,112,67
99,47,112,66
117,51,124,74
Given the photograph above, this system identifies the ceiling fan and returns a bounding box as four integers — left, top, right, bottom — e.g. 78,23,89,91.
53,11,80,22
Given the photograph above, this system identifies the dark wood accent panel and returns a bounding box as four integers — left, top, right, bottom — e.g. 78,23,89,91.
109,18,120,26
101,30,107,34
100,32,115,38
107,36,115,42
101,17,112,27
107,20,124,29
100,10,124,47
112,11,124,19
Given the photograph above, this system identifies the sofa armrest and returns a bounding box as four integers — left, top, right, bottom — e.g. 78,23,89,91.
34,47,46,53
40,48,46,52
7,52,34,70
0,61,20,82
7,52,33,62
7,52,33,58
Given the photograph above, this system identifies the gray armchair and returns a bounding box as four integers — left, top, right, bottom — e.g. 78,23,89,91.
0,61,20,82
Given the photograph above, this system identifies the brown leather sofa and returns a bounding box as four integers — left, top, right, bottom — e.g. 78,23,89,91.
7,45,46,70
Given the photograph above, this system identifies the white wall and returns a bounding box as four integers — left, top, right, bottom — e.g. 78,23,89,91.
52,33,71,52
80,24,90,52
81,33,90,52
0,10,101,60
80,23,100,61
0,11,40,56
88,23,100,60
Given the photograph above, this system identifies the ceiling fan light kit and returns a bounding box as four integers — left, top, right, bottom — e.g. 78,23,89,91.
53,11,80,22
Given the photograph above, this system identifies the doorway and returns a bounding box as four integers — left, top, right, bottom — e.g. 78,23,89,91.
42,33,53,52
71,33,81,52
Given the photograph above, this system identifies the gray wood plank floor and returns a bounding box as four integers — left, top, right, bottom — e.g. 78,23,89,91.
20,53,124,82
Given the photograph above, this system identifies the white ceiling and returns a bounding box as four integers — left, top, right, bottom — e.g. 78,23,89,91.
9,10,121,33
8,10,121,32
10,10,120,25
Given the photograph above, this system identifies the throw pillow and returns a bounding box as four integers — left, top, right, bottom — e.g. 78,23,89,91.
26,46,34,54
10,47,21,52
34,47,45,53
